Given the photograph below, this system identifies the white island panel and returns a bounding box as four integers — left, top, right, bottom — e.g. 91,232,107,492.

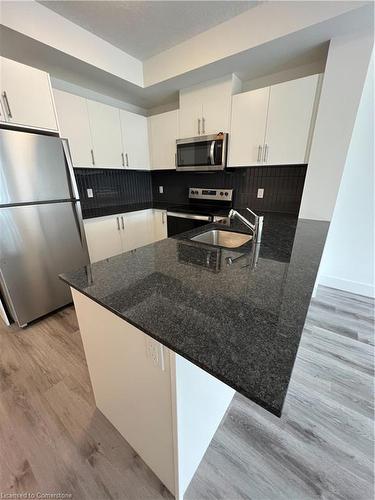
72,288,234,498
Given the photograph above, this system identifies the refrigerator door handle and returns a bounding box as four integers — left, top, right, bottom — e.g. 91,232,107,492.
61,139,90,261
62,139,79,200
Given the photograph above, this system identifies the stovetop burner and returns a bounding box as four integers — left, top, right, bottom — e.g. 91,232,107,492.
168,203,230,217
168,187,234,217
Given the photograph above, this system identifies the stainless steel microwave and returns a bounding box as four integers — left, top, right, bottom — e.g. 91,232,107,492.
176,133,228,172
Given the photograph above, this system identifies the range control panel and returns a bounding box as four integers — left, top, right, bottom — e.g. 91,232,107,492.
189,187,233,201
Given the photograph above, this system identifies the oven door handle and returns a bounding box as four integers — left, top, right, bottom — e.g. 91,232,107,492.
209,140,216,165
167,212,212,221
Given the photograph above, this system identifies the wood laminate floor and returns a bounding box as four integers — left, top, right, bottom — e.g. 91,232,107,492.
0,285,373,499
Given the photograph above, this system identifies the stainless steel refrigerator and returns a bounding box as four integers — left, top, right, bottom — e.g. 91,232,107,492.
0,128,89,327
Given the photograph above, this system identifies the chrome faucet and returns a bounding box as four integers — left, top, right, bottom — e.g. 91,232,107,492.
228,208,264,243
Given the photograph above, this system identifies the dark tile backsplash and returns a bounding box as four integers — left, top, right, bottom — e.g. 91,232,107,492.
74,168,153,209
74,165,307,216
152,166,307,214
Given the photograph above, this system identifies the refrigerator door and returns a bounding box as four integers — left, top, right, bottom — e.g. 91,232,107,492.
0,129,73,205
0,201,88,326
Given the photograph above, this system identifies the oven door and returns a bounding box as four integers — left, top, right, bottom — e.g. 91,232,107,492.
167,212,212,237
176,134,227,172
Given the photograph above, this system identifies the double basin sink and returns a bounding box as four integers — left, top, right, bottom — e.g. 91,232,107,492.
190,229,252,249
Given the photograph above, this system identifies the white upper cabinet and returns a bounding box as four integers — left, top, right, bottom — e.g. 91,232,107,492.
149,110,179,170
53,89,93,167
228,87,270,167
0,57,58,131
120,110,150,170
229,74,320,167
179,75,239,138
264,74,319,165
179,93,202,138
87,100,123,168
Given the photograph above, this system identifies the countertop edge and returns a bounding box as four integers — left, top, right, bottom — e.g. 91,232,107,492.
61,276,283,417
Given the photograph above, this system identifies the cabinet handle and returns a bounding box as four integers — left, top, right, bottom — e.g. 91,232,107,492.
175,152,177,167
198,118,201,135
2,91,12,118
90,149,95,165
257,145,263,163
162,212,165,224
125,153,129,167
121,152,125,167
116,217,120,230
121,216,124,230
263,144,269,163
202,117,205,134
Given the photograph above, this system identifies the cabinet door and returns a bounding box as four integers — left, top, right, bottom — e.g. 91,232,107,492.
122,210,154,252
84,216,123,263
264,74,319,165
87,100,123,168
228,87,269,167
120,110,150,170
198,76,234,135
149,110,179,170
152,210,168,241
179,86,202,138
201,95,231,135
0,57,58,131
53,89,93,167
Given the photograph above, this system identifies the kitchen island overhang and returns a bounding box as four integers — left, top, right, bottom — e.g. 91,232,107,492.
60,213,329,498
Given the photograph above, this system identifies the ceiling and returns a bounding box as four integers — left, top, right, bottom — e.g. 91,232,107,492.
38,1,258,61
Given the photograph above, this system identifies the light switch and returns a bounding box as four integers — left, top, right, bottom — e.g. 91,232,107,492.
87,188,94,198
158,186,164,194
257,188,264,199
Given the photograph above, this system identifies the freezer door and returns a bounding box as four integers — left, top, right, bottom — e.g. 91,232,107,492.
0,202,88,326
0,129,72,205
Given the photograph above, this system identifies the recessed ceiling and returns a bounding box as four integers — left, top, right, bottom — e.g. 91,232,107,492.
38,1,258,61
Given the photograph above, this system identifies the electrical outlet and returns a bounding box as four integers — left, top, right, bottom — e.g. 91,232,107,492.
257,188,264,199
146,337,165,370
87,188,94,198
158,186,164,194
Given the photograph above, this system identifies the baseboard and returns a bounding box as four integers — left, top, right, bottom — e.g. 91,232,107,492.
319,274,375,298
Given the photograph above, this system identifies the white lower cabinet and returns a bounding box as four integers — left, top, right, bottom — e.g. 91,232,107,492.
83,215,123,263
84,209,167,263
122,210,153,252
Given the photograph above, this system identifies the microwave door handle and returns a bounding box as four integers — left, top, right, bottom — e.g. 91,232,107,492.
209,140,216,165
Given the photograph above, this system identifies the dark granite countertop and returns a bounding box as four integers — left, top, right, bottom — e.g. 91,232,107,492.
60,212,329,416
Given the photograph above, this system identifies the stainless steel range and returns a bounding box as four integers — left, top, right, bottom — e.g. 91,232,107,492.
166,187,233,237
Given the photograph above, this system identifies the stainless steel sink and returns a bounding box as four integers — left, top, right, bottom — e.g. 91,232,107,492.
190,229,252,248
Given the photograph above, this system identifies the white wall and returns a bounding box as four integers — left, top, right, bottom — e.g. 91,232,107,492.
0,0,143,86
51,78,148,116
240,60,326,94
318,56,374,298
143,1,362,86
299,31,374,221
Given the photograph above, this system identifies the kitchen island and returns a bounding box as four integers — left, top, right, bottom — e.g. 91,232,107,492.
60,212,329,498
